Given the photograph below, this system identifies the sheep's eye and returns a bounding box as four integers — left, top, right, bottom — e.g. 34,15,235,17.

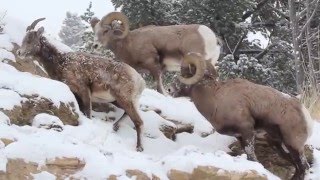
103,30,109,35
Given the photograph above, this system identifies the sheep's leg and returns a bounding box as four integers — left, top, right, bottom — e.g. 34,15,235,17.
116,99,144,152
113,114,128,132
286,146,309,180
150,67,166,95
240,130,258,161
77,89,92,118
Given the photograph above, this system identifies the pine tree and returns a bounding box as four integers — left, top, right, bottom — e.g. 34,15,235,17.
58,12,85,50
111,0,180,29
79,2,114,58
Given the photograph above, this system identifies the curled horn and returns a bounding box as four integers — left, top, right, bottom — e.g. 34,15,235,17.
26,18,46,32
100,12,129,39
178,53,206,85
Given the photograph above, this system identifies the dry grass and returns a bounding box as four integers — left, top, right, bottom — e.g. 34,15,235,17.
301,87,320,121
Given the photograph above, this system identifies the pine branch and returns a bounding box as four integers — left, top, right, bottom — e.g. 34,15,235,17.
242,0,271,21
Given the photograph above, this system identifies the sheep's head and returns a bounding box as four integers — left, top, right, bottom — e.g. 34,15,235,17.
17,18,45,59
91,12,129,49
168,53,206,97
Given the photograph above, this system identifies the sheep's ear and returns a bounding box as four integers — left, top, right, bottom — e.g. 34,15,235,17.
90,17,100,29
37,27,44,36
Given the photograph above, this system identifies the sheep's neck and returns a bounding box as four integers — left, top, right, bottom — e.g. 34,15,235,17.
108,37,129,59
37,37,65,80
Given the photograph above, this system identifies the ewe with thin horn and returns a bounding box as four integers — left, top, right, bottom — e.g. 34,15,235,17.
26,17,45,32
91,12,220,94
170,53,314,180
18,18,146,152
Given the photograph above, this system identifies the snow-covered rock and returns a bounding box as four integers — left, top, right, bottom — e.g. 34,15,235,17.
32,114,64,132
0,111,10,125
0,63,79,126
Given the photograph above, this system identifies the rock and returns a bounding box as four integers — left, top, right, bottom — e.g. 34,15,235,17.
0,111,10,125
228,134,313,179
0,138,15,147
108,175,118,180
168,169,191,180
126,169,150,180
46,157,85,170
190,166,267,180
1,94,79,126
159,124,177,140
32,113,64,132
191,166,220,180
0,157,85,179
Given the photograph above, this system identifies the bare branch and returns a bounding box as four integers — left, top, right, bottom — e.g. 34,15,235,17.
297,0,320,40
223,37,233,55
242,0,271,21
232,32,248,55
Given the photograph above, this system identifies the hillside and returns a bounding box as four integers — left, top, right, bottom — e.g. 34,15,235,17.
1,15,320,180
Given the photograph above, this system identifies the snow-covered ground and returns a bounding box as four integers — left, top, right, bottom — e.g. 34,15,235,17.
1,14,320,180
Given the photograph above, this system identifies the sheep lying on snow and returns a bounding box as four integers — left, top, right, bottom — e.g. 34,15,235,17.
90,12,220,94
169,53,314,180
17,18,146,151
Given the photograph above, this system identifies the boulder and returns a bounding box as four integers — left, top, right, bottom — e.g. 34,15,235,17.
0,157,85,179
190,166,267,180
168,169,191,180
228,134,313,179
1,94,79,126
108,169,160,180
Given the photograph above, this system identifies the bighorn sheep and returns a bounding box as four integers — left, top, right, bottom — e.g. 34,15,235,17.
170,53,314,180
17,18,146,151
90,12,220,94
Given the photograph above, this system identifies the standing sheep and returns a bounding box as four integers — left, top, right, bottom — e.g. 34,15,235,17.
170,53,314,180
17,18,146,151
90,12,221,94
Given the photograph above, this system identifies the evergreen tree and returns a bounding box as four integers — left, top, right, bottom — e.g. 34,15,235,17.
111,0,180,28
79,2,114,58
58,12,85,50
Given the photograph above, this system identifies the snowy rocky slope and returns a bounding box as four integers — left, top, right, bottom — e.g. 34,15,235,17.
1,15,320,180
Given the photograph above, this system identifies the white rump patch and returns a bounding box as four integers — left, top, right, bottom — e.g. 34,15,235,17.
92,90,116,103
301,105,314,137
197,25,221,65
163,57,181,72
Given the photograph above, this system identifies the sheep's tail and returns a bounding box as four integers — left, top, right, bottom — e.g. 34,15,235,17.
301,105,314,138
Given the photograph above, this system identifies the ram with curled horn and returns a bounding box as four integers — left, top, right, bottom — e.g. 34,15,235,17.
169,53,314,180
91,12,221,95
17,18,147,152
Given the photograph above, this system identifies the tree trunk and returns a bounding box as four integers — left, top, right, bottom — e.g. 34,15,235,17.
289,0,304,93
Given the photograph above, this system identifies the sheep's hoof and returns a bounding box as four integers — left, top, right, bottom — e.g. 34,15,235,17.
136,146,144,152
113,123,120,132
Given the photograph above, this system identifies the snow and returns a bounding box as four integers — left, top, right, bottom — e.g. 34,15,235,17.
0,63,79,109
32,113,64,129
0,48,15,62
307,122,320,148
1,16,27,46
0,89,24,110
45,34,74,53
139,89,214,136
1,62,320,179
247,31,269,49
0,112,10,125
306,149,320,180
1,16,320,180
31,171,56,180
